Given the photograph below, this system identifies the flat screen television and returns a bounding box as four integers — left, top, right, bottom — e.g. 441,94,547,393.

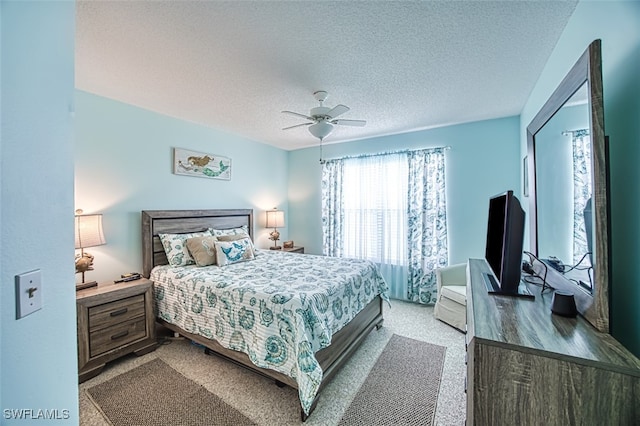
484,190,533,298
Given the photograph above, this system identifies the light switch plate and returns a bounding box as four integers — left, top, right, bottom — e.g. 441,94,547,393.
15,269,42,319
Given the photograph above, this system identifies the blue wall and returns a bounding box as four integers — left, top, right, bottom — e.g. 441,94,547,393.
75,91,290,283
288,116,521,264
520,1,640,356
1,1,78,422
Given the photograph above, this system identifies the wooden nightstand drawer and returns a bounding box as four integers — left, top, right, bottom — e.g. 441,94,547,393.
90,317,147,357
89,294,145,332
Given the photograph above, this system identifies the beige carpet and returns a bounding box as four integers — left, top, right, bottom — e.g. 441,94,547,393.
80,302,466,425
86,358,256,426
338,334,446,426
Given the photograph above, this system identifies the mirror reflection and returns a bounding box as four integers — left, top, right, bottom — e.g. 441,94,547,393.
534,83,594,292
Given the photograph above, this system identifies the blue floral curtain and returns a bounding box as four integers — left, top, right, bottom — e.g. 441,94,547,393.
321,148,448,305
407,149,448,304
321,160,344,258
571,129,592,265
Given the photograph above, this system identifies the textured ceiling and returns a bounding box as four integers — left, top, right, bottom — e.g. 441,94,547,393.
76,1,578,151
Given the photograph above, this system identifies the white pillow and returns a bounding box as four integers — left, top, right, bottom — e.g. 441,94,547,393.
159,230,213,267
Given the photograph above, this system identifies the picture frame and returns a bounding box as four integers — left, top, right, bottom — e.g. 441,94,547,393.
523,156,529,197
173,148,231,180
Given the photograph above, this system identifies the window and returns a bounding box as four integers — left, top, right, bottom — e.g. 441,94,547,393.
322,148,448,304
343,153,407,265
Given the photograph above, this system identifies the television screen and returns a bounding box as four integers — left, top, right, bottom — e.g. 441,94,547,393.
486,194,507,283
484,190,533,298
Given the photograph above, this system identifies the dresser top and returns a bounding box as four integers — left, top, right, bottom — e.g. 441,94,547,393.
467,258,640,375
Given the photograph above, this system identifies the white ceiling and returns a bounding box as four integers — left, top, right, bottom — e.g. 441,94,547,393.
76,1,578,151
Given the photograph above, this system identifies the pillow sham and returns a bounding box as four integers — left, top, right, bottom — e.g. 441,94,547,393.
159,230,213,267
209,225,249,238
185,235,219,267
215,234,247,242
215,237,255,266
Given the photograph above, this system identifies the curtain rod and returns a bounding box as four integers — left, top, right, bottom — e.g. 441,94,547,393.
322,145,451,164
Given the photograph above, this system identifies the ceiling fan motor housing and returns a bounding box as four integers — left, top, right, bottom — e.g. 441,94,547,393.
311,106,331,119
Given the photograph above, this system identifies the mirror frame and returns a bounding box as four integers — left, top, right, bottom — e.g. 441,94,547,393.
526,39,610,333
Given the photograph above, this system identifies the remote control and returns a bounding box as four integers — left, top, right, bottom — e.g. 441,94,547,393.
121,272,140,278
114,274,141,283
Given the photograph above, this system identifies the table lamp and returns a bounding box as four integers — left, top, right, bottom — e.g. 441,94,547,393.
266,208,285,250
75,209,106,290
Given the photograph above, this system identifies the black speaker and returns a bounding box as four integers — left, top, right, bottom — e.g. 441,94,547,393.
551,291,577,317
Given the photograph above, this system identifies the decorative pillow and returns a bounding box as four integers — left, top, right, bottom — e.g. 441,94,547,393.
217,233,258,256
215,237,255,266
185,235,219,267
209,225,249,238
159,231,213,267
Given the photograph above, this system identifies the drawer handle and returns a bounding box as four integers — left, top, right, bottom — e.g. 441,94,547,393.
111,330,129,340
110,308,128,317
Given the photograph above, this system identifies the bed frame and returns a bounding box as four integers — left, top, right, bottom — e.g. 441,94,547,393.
141,209,384,420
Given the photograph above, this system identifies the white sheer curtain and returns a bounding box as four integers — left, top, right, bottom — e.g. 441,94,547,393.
342,153,409,300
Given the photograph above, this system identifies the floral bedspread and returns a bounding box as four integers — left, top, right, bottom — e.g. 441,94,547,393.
150,249,389,414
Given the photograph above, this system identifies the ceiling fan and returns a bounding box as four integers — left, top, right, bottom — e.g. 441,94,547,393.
281,90,366,141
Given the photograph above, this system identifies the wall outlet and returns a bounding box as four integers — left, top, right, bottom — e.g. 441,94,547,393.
15,269,43,319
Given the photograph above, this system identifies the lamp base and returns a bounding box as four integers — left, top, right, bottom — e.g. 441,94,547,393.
269,246,282,250
76,281,98,291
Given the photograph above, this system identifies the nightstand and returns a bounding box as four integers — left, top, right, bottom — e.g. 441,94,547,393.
282,246,304,254
76,278,157,383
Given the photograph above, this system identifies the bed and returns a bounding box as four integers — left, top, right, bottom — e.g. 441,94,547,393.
141,209,388,420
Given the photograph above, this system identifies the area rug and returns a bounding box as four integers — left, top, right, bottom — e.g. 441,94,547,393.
86,358,256,426
338,334,446,426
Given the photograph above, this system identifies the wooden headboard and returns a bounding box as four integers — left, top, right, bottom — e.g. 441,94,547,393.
141,209,254,278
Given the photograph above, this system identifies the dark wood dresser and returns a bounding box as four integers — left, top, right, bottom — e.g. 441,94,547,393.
466,258,640,425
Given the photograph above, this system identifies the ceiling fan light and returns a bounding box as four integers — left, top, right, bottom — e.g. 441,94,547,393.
309,121,333,140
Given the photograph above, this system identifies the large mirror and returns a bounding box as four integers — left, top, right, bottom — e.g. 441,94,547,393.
526,39,610,333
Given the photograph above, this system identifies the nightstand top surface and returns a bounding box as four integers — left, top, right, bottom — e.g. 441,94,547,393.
76,278,152,300
281,246,303,252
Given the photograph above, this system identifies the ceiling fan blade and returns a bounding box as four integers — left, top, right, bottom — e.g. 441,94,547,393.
326,104,350,119
282,122,312,131
282,110,314,121
332,119,366,127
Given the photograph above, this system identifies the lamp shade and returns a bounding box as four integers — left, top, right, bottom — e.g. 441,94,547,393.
266,210,285,228
309,121,333,140
75,214,106,249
